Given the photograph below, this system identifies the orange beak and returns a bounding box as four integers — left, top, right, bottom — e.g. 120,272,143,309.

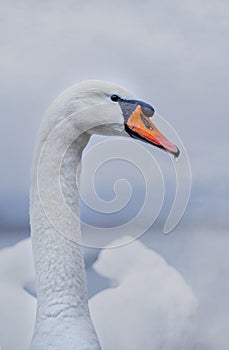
125,105,180,157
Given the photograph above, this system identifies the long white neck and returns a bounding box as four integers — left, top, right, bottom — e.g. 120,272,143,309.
30,112,101,349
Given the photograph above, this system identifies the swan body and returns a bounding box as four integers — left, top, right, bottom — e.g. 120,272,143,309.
0,80,197,350
90,237,197,350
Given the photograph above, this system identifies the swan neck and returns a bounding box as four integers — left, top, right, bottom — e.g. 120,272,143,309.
30,128,91,319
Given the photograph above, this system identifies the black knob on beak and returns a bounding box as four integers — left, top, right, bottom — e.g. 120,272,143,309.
141,104,155,118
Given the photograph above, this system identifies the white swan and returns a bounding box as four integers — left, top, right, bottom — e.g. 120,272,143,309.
0,80,197,350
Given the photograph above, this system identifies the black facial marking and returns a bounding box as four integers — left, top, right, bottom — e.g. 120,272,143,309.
118,98,155,122
118,100,137,121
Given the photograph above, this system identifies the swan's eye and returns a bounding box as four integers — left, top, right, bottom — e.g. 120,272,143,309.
110,94,120,102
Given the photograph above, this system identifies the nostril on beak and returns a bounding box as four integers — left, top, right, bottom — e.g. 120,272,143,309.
141,105,155,118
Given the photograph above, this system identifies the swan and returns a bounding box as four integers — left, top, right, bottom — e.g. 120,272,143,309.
0,80,197,350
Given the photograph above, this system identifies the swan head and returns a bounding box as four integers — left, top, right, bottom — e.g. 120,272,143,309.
48,80,179,157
